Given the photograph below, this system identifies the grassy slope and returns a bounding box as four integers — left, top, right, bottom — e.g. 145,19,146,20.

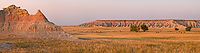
63,27,200,39
0,27,200,53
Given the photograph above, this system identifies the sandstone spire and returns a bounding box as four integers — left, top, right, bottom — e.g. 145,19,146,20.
35,9,44,16
34,9,49,22
8,5,16,8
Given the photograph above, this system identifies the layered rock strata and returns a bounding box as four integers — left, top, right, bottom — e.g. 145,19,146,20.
0,5,78,40
78,20,200,28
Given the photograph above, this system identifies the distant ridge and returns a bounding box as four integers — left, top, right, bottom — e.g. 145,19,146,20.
77,19,200,28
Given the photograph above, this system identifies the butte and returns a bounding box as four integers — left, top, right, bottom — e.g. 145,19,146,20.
0,5,78,40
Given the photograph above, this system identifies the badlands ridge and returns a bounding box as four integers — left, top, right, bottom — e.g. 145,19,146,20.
78,20,200,28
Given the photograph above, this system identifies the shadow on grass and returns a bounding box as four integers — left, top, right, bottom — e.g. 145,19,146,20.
78,38,91,40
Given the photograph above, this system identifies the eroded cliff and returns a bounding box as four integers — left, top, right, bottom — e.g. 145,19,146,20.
78,20,200,28
0,5,78,40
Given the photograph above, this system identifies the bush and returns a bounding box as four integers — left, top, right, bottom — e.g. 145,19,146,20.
130,25,140,32
141,25,149,32
175,28,179,31
185,26,192,31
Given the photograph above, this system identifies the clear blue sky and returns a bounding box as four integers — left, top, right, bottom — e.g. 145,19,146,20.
1,0,200,25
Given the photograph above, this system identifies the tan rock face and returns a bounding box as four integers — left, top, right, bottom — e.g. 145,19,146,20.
78,20,200,28
0,5,78,40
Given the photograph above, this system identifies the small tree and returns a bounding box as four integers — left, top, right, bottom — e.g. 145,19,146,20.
130,25,140,32
175,28,179,31
141,25,149,32
185,26,192,31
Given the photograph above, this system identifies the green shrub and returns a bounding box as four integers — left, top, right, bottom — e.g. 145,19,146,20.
175,28,179,31
130,25,140,32
141,25,149,32
185,26,192,31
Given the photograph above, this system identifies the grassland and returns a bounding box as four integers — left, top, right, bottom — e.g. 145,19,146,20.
0,27,200,53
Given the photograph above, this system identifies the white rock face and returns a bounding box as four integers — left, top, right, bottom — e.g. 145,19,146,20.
0,5,78,40
78,20,200,28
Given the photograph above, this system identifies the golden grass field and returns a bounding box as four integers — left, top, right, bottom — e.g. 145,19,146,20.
0,27,200,53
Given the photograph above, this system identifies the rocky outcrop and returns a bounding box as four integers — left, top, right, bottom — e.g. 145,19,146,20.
77,20,200,28
0,5,78,40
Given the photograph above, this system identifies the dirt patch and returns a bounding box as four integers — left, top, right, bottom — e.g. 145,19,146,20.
0,43,11,50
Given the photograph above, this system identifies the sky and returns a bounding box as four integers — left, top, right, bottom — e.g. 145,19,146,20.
0,0,200,25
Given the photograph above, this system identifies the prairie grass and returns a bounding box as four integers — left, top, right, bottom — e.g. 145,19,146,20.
0,27,200,53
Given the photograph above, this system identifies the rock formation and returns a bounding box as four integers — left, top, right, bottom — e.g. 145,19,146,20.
78,20,200,28
0,5,78,40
